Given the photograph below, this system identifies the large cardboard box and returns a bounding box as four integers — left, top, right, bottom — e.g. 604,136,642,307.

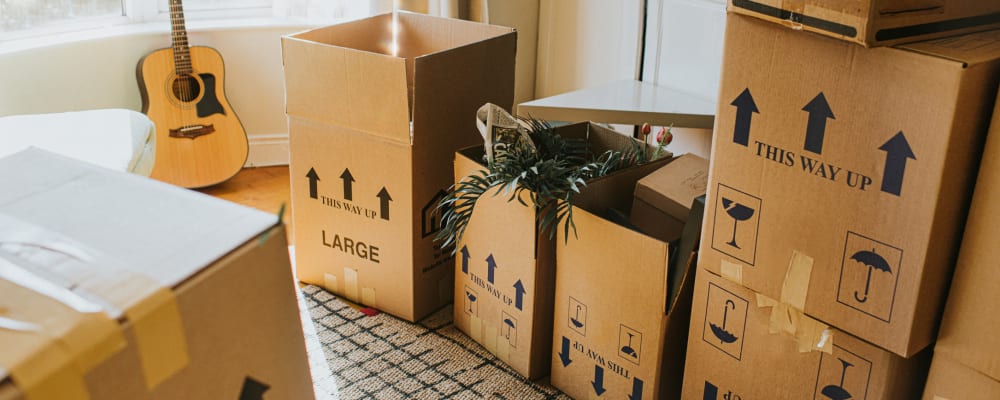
702,14,1000,357
924,88,1000,399
452,122,671,379
0,149,313,400
282,12,516,321
728,0,1000,47
547,153,696,400
922,354,1000,400
683,270,929,399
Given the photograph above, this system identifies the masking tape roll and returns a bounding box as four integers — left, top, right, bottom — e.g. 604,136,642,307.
343,268,360,302
720,259,744,286
361,288,377,307
780,250,814,311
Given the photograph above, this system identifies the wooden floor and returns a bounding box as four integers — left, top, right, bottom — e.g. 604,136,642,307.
196,166,291,226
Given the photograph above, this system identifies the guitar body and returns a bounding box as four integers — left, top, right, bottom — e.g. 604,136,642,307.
137,45,248,188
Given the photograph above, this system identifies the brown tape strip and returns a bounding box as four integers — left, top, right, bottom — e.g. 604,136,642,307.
324,273,339,294
495,338,510,363
126,287,189,389
720,259,744,285
780,250,814,311
6,337,90,400
755,291,832,354
470,316,483,342
361,288,376,307
343,268,360,302
483,322,498,354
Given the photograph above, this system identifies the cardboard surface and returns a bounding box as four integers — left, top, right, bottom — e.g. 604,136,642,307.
701,14,1000,356
728,0,1000,47
0,149,313,400
283,12,516,322
548,147,694,400
922,353,1000,400
933,88,1000,381
631,153,709,243
682,269,929,399
452,122,671,379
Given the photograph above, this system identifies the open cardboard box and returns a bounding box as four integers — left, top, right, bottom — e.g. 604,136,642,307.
0,149,313,400
701,13,1000,357
728,0,1000,47
282,12,516,322
451,121,673,379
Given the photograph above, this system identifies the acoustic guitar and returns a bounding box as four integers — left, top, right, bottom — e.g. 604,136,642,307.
137,0,248,188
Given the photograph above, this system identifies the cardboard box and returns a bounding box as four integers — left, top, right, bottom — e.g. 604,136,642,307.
282,12,516,321
927,88,1000,395
452,122,672,379
547,151,696,400
683,269,929,399
728,0,1000,47
631,153,709,243
701,14,1000,357
0,149,313,400
922,354,1000,400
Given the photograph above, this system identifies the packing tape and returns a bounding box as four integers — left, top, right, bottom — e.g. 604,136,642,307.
720,259,744,285
0,215,190,391
755,292,833,354
361,288,376,307
495,337,510,363
483,322,498,354
324,273,338,294
4,335,91,400
470,316,482,342
343,268,360,302
780,250,814,311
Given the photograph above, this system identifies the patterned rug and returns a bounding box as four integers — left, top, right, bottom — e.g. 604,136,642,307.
299,284,571,400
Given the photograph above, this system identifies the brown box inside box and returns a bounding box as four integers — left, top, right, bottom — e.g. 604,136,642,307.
701,13,1000,356
682,269,929,399
452,121,672,379
0,149,313,400
728,0,1000,47
282,12,516,321
631,153,709,243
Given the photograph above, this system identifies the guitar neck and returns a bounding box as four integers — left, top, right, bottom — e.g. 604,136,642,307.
168,0,193,74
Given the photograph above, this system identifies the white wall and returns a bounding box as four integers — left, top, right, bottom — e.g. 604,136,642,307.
0,23,310,166
534,0,644,99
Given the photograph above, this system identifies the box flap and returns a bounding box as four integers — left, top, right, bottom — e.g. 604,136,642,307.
282,15,410,144
633,153,709,221
0,149,279,289
898,28,1000,65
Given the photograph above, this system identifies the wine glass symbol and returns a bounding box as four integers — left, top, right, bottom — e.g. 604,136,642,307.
722,197,755,249
709,299,739,344
621,332,638,359
465,291,477,314
821,358,854,400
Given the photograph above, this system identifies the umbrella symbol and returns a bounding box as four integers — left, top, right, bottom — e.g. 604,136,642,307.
503,318,516,340
621,332,638,359
571,305,585,328
709,299,739,344
820,358,854,400
465,291,477,313
722,198,755,249
851,249,892,303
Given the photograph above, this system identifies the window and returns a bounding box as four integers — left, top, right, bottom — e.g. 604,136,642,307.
1,0,123,32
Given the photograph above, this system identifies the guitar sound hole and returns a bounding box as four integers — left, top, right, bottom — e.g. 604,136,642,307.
172,74,202,102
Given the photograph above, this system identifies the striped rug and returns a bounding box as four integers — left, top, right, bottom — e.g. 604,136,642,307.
300,284,571,400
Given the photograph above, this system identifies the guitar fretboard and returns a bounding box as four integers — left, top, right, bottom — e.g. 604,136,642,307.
169,0,192,74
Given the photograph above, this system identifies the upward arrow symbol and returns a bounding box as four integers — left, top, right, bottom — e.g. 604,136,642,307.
306,168,320,199
513,279,526,310
802,92,835,154
879,131,916,196
376,187,392,220
340,168,355,200
460,245,470,274
730,88,759,147
486,254,498,284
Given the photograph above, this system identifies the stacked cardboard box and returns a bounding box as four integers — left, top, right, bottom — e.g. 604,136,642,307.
282,12,516,322
922,89,1000,400
0,149,313,400
685,6,1000,397
451,122,673,379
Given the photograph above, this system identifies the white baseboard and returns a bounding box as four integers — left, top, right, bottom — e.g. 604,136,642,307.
245,132,289,167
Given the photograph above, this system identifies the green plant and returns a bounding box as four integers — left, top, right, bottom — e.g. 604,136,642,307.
435,119,668,252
